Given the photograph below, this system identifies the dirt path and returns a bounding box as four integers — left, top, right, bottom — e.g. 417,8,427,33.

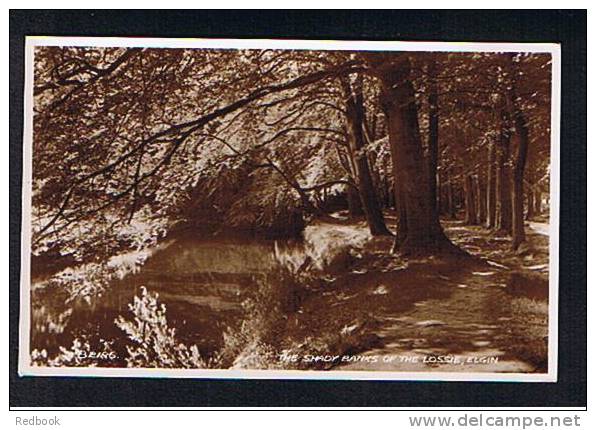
327,221,549,374
337,269,538,373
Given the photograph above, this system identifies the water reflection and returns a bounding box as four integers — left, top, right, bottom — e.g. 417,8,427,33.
31,236,305,365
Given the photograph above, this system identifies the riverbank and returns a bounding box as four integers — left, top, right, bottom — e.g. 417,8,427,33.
29,212,550,373
230,216,550,373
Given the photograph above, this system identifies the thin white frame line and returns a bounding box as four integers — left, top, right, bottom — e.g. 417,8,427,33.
25,36,560,53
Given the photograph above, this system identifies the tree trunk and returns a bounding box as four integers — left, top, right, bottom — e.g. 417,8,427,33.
347,184,364,217
382,157,392,208
436,171,442,215
486,142,497,228
443,167,456,219
391,181,409,253
475,174,487,224
343,76,391,236
534,191,542,215
387,179,396,209
447,179,456,219
366,148,385,208
507,54,531,250
526,189,535,220
370,54,461,255
427,61,439,212
495,118,512,235
511,109,530,250
464,174,478,224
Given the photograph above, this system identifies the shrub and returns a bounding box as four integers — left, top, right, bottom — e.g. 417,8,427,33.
114,287,208,368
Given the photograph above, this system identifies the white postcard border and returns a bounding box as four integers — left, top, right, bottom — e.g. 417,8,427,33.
18,37,561,382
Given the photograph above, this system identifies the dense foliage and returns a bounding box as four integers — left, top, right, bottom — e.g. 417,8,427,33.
31,46,552,290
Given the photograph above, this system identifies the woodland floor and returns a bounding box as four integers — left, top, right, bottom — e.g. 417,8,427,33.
264,214,550,373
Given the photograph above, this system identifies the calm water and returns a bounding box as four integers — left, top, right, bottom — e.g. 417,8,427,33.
31,236,304,365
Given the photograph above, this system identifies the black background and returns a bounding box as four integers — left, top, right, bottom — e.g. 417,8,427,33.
9,9,587,408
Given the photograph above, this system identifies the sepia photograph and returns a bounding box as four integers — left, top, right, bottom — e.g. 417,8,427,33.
19,37,560,381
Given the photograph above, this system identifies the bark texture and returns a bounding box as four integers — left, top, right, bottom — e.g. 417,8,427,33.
343,76,391,236
368,54,462,255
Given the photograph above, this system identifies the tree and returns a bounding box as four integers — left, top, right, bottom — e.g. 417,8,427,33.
341,74,391,235
32,47,364,257
364,53,462,255
31,46,551,263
